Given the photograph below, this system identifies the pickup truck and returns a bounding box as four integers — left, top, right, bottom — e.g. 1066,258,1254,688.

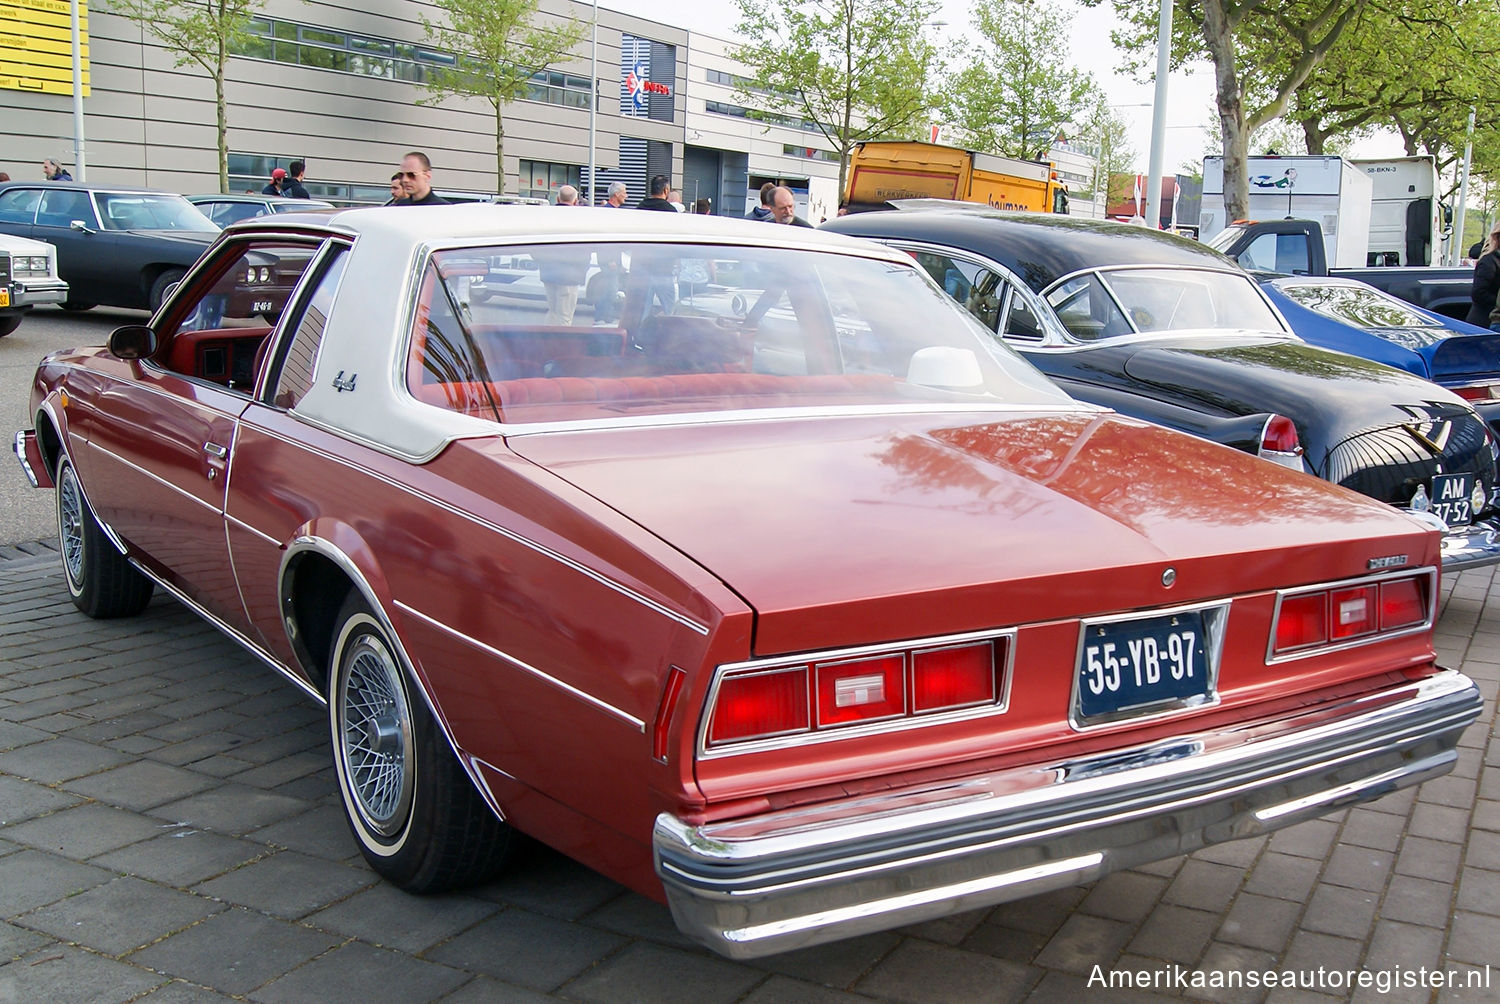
1206,217,1474,321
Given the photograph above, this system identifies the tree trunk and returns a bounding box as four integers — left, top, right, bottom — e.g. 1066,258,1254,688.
837,3,853,203
1201,0,1248,221
1302,119,1329,155
215,44,228,194
495,102,506,193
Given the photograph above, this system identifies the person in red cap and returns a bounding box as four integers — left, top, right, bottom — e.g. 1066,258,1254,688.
261,167,286,196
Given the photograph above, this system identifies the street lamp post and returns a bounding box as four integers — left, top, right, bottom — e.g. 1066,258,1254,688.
586,0,599,204
1143,0,1172,230
70,0,86,180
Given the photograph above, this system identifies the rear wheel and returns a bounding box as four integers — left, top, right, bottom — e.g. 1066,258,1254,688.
55,457,154,618
327,594,512,891
0,313,23,338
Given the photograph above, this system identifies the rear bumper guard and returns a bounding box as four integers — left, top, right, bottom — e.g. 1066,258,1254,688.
654,669,1480,959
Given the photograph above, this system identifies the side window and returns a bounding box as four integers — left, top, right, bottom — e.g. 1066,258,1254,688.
1274,233,1312,274
965,270,1003,331
405,259,498,419
0,188,42,224
215,202,264,225
270,247,347,409
1000,290,1045,342
36,190,93,228
154,238,324,391
1047,274,1131,340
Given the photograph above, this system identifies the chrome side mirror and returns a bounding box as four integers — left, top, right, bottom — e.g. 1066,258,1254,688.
108,324,157,360
69,220,96,235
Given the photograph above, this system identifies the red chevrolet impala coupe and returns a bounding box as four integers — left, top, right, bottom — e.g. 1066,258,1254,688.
14,206,1481,958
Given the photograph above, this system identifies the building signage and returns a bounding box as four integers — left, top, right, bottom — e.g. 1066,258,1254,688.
625,61,669,110
1,0,91,96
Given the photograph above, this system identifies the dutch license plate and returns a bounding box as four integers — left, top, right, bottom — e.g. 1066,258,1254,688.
1430,473,1474,527
0,289,9,308
1077,610,1209,722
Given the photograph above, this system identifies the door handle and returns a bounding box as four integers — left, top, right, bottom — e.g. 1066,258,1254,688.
203,441,228,460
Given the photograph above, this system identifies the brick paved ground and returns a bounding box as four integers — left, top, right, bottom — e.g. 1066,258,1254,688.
0,546,1495,1003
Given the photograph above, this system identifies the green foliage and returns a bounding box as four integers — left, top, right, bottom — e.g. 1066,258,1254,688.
1075,91,1136,201
108,0,261,193
419,0,586,188
1104,0,1364,219
731,0,941,196
941,0,1095,161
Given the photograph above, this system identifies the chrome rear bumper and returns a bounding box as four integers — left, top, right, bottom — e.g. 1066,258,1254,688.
655,669,1480,959
13,430,52,489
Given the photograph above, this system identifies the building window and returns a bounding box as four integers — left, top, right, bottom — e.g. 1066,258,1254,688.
231,17,591,109
783,144,839,162
705,100,820,134
519,161,581,201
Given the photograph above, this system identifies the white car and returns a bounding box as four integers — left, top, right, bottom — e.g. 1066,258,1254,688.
0,232,68,337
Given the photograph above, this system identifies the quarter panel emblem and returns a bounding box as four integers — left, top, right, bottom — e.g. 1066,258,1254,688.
332,370,357,393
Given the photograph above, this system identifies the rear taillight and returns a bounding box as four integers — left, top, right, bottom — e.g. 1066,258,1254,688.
912,642,996,711
1270,571,1432,659
1380,577,1427,629
1454,384,1498,402
1274,592,1328,652
705,635,1009,751
1260,415,1303,456
707,667,809,745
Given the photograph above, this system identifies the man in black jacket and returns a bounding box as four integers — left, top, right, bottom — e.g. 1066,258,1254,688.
393,152,449,206
636,174,677,212
768,186,814,228
282,160,312,199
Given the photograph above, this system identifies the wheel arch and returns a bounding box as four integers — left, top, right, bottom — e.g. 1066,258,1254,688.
33,401,64,480
277,526,508,823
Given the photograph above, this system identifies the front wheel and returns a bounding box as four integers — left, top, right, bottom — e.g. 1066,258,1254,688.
327,595,513,891
149,269,185,312
59,301,95,312
55,457,154,618
0,312,23,338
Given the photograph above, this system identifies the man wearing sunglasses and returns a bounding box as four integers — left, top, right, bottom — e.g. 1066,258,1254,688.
392,152,449,206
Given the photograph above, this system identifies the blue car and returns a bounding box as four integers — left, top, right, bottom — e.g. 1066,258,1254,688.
1262,274,1500,428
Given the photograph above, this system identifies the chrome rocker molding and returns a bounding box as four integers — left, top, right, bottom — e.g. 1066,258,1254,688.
653,669,1480,959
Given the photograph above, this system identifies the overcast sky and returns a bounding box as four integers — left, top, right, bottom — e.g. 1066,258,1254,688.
604,0,1405,175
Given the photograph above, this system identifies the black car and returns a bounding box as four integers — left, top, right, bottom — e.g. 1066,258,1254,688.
186,193,336,226
823,204,1500,570
0,181,218,312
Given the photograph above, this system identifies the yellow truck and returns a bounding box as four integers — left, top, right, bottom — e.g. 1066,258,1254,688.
844,140,1068,214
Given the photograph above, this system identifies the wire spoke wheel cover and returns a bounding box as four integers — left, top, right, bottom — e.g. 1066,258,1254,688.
58,464,86,591
335,622,415,842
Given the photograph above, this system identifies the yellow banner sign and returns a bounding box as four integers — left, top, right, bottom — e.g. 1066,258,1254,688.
0,0,90,95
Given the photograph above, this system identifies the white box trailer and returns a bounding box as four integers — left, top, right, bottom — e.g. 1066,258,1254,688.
1353,156,1447,266
1201,155,1372,268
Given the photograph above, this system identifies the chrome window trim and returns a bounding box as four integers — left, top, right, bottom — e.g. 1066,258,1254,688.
698,627,1017,759
394,598,645,732
256,236,352,406
1041,263,1296,341
1068,599,1231,731
871,238,1072,347
1266,567,1437,665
